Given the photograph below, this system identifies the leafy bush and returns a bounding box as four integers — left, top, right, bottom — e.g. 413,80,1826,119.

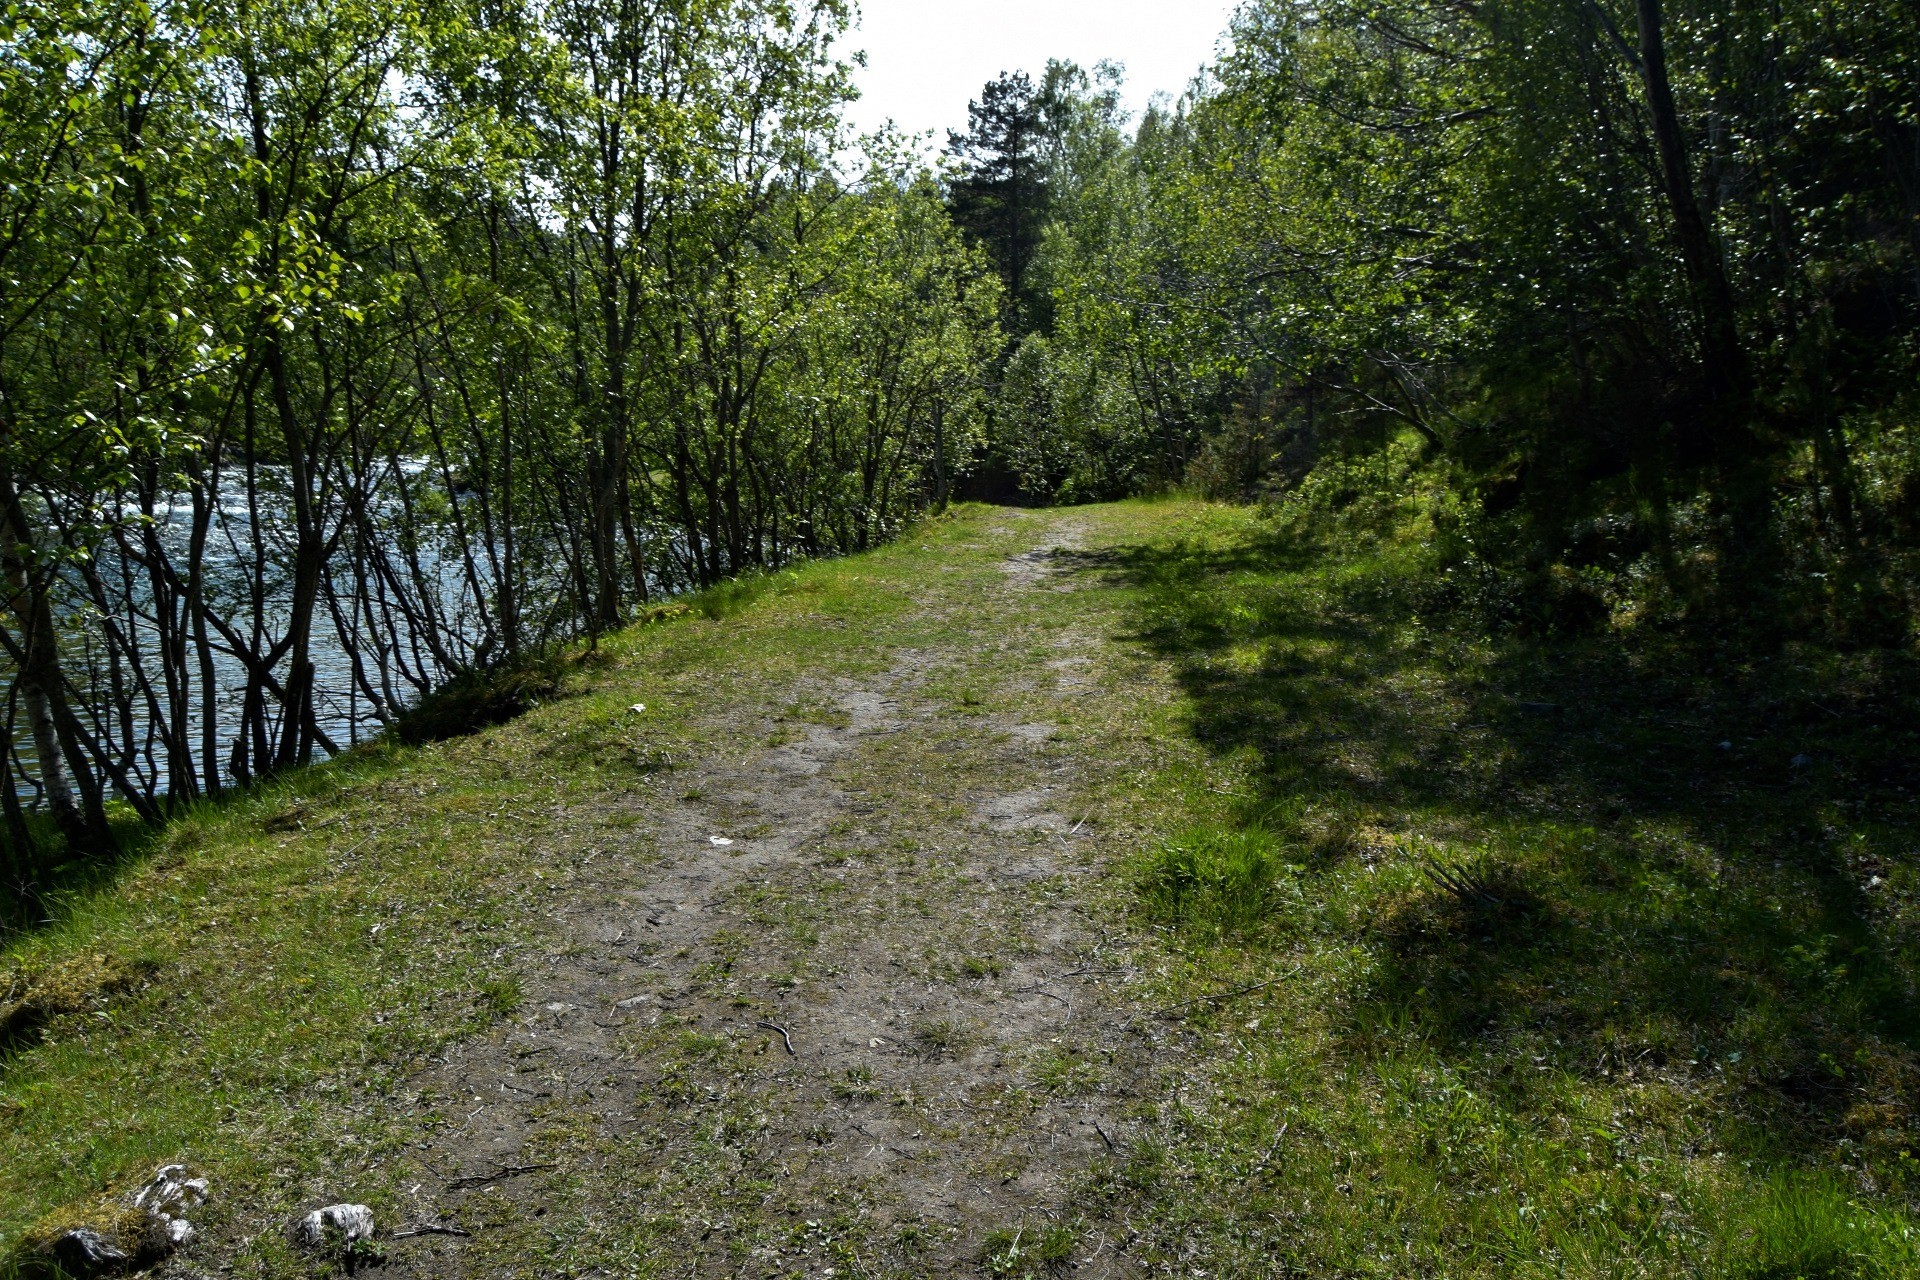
392,653,569,745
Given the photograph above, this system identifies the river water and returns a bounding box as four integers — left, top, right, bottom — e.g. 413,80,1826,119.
6,469,601,804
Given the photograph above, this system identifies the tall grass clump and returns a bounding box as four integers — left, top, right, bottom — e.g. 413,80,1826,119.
1134,826,1286,939
1712,1172,1920,1280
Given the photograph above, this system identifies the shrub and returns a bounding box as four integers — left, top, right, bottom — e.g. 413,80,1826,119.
392,653,569,745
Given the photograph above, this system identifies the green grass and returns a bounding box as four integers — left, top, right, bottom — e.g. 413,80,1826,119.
981,1220,1076,1276
959,953,1003,979
4,492,1919,1277
1134,825,1288,939
1074,489,1920,1277
0,506,990,1271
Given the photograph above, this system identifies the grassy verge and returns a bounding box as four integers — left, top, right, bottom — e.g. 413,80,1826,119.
0,514,984,1272
1086,488,1920,1277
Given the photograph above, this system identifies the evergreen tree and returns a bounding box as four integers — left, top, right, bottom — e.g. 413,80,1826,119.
946,71,1052,337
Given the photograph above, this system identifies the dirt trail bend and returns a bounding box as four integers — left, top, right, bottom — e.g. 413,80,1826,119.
379,507,1195,1279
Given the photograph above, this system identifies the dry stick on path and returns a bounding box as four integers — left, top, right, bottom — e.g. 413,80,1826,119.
1013,984,1071,1016
447,1162,557,1190
1158,967,1303,1016
756,1019,796,1055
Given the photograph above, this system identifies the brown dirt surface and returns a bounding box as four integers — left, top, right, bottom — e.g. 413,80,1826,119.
355,507,1194,1279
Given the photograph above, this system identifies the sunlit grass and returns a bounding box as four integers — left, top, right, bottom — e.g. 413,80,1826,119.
0,504,1014,1271
7,494,1918,1276
1133,825,1287,939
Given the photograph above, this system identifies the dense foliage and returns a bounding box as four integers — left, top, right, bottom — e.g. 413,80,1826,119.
10,0,1920,875
0,0,998,872
981,0,1920,640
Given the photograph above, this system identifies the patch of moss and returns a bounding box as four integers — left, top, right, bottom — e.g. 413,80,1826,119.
0,953,156,1049
6,1196,163,1278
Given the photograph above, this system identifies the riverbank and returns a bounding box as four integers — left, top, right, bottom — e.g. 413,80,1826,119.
4,498,1918,1278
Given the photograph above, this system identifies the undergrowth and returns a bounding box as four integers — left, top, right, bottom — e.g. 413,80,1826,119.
1103,476,1920,1277
392,650,575,746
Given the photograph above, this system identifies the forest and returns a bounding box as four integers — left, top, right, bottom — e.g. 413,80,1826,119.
976,0,1920,611
7,0,1919,877
5,0,1920,1274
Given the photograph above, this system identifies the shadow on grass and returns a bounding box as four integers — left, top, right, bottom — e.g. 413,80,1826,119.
0,808,159,944
1088,519,1920,1168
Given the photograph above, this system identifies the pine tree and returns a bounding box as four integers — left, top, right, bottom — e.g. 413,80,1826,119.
946,71,1052,338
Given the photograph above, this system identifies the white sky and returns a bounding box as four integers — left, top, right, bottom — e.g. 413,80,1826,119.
840,0,1240,151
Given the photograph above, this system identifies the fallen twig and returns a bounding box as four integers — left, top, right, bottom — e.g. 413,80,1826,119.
1058,965,1130,979
330,827,386,862
1257,1122,1290,1168
1158,968,1301,1016
392,1224,472,1240
448,1162,556,1190
1013,985,1070,1010
756,1019,796,1055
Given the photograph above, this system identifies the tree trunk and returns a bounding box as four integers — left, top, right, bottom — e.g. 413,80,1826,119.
263,333,324,771
0,460,113,854
619,467,650,605
931,392,948,511
1633,0,1745,407
1,684,37,887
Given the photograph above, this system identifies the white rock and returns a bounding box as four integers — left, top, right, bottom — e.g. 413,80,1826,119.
27,1164,208,1277
132,1164,208,1216
289,1203,376,1249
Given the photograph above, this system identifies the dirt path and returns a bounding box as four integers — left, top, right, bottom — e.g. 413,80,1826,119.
383,511,1171,1278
